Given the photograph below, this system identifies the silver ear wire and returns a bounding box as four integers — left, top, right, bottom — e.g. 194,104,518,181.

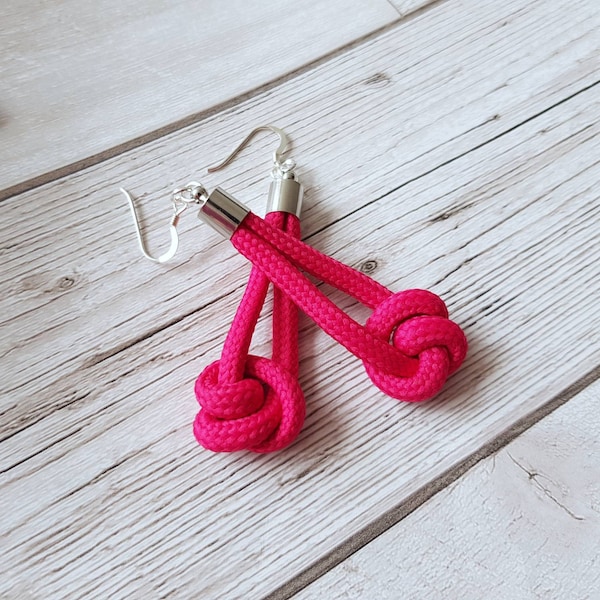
207,125,289,173
207,124,303,217
120,183,206,263
120,125,302,262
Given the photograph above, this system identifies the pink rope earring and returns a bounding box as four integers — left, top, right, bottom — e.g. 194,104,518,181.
122,126,468,454
192,127,306,453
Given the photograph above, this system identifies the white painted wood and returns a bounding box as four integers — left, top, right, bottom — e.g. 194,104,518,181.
2,0,597,439
296,380,600,600
2,84,599,599
389,0,438,17
1,0,599,597
0,0,398,192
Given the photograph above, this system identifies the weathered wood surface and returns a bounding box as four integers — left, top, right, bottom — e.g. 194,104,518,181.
1,0,599,598
297,379,600,599
3,0,597,439
389,0,437,16
0,0,400,194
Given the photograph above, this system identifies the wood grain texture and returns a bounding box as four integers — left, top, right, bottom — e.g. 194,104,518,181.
3,76,599,600
0,0,398,193
389,0,440,17
2,0,597,439
1,0,599,597
296,380,600,599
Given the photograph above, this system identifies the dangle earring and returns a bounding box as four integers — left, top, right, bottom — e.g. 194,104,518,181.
123,126,307,453
193,126,306,453
122,127,468,454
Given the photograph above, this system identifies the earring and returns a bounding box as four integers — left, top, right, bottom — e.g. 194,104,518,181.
123,126,308,453
121,127,468,454
193,126,307,453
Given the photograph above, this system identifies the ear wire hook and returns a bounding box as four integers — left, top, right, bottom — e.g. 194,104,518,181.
207,125,290,173
121,125,292,263
120,182,206,263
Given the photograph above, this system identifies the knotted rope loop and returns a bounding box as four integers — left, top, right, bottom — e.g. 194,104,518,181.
231,213,467,402
194,207,468,453
194,355,305,453
364,289,467,401
193,212,305,453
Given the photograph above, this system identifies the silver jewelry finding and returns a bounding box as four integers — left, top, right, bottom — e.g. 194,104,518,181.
120,124,301,262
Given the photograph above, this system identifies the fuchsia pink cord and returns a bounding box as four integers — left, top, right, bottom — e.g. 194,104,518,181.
194,210,467,453
194,212,305,453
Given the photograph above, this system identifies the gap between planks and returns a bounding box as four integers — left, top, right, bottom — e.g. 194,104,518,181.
2,1,596,596
267,364,600,600
0,0,444,203
306,78,600,240
3,81,596,596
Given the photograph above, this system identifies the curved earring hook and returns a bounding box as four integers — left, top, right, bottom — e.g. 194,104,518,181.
207,125,289,173
120,187,182,263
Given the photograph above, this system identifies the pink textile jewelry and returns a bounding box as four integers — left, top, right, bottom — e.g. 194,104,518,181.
194,210,305,453
122,126,467,454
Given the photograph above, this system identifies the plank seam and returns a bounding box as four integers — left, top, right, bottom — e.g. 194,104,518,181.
264,363,600,600
0,0,449,203
9,78,592,412
304,79,600,242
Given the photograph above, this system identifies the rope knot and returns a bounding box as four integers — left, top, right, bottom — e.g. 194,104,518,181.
364,289,467,401
194,355,305,453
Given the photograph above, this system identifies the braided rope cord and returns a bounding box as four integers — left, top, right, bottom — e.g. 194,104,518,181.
194,209,467,454
194,212,305,453
233,212,467,400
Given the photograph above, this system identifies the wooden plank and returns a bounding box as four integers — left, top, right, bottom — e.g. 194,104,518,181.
1,0,600,597
2,71,599,600
295,380,600,599
2,0,597,440
0,0,398,193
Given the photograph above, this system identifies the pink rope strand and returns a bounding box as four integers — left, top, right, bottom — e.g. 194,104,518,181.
194,212,305,453
233,212,467,399
194,209,467,454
